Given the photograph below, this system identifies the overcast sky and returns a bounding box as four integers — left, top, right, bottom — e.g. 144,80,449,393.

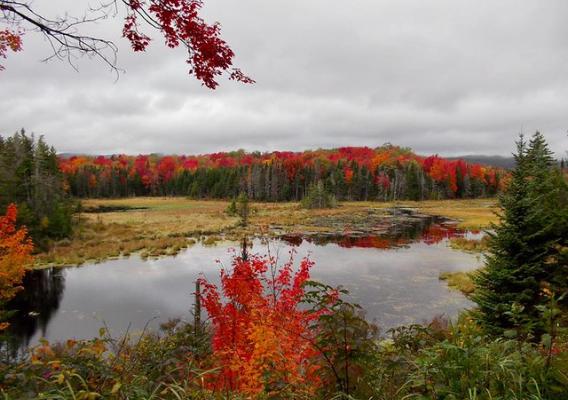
1,0,568,157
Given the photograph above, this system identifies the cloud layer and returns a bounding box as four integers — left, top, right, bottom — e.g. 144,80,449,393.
1,0,567,157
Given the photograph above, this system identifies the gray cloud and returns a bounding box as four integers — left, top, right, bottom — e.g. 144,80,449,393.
1,0,567,157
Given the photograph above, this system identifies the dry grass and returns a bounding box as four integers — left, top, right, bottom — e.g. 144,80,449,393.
395,199,498,229
81,198,238,235
37,198,238,267
246,201,386,234
439,271,477,296
449,236,490,253
35,197,499,267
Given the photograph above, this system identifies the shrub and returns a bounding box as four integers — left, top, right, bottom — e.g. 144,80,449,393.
198,253,337,396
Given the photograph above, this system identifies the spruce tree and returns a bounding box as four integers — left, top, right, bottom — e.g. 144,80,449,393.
472,132,566,336
525,133,568,307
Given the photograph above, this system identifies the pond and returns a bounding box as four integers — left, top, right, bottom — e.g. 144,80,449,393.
5,215,483,354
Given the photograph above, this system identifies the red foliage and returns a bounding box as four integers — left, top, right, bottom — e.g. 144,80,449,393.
117,154,129,169
375,172,391,190
0,29,22,71
426,156,461,193
344,167,354,184
58,146,507,197
209,152,237,168
182,157,199,171
338,236,395,249
123,0,253,89
58,156,87,175
470,164,484,180
338,147,375,164
199,253,331,395
94,156,112,167
157,156,177,183
132,155,154,187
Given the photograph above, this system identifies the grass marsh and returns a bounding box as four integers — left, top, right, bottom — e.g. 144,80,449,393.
35,197,498,267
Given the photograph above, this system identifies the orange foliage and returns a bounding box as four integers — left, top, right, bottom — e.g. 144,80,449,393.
0,204,33,330
200,253,333,396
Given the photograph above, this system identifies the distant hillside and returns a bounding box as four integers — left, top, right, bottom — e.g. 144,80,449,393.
447,155,515,169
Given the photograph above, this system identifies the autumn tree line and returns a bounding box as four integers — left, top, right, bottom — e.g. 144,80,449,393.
60,145,507,201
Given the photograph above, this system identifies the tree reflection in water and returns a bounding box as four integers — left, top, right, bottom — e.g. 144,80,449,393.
2,268,65,356
281,217,468,250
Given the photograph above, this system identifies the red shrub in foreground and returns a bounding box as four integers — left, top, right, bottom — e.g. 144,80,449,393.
199,253,335,395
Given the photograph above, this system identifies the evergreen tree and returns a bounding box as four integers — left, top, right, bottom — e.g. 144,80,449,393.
0,130,74,247
235,192,250,226
301,181,337,209
472,133,567,336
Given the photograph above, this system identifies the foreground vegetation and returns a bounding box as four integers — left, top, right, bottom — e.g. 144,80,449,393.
0,276,568,400
3,240,568,400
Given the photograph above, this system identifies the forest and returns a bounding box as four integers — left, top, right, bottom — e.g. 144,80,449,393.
60,145,506,201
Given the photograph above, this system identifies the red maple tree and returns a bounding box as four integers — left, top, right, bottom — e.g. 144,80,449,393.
199,252,336,395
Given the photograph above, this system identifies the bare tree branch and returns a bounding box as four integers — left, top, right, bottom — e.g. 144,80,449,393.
0,0,121,77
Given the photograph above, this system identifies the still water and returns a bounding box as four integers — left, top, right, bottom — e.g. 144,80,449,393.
6,219,482,352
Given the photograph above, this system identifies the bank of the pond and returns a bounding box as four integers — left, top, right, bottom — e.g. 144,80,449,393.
35,198,497,268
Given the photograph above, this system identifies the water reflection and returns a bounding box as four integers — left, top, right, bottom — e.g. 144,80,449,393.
4,220,481,353
3,268,65,355
282,217,476,249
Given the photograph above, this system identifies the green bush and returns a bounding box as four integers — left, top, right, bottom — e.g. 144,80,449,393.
360,315,568,400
